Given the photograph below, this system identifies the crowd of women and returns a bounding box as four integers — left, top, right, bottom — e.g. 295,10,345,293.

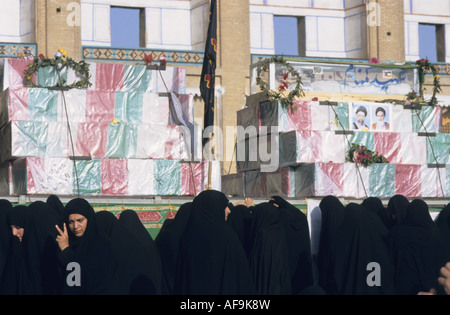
0,190,449,295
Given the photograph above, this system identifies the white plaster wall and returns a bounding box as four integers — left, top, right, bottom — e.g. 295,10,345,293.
250,1,367,59
250,12,275,55
0,0,35,43
403,0,450,62
81,3,111,46
81,0,208,50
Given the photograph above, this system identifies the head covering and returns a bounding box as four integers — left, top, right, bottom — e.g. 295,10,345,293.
387,194,409,226
26,200,62,294
154,202,193,294
334,203,396,295
227,204,253,257
355,105,367,116
59,198,117,294
247,202,292,294
270,196,314,294
96,210,162,294
1,205,35,294
362,197,394,229
119,209,163,294
317,195,346,294
0,199,13,291
388,199,448,294
173,190,255,295
435,203,450,264
375,107,386,115
46,194,64,217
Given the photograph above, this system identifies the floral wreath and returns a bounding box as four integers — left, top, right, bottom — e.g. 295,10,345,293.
346,143,389,167
255,56,304,111
414,58,441,106
23,49,92,89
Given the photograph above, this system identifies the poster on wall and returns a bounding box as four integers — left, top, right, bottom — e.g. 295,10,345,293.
350,103,391,131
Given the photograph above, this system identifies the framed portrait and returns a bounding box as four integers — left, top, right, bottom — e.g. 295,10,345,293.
350,103,371,131
371,104,391,131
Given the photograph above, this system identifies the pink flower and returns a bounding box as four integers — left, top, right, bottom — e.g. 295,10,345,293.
369,57,380,64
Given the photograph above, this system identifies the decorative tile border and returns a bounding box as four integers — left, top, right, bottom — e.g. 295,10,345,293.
82,46,204,65
0,43,37,58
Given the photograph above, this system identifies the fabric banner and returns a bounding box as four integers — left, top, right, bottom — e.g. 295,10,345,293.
9,157,222,197
1,121,193,161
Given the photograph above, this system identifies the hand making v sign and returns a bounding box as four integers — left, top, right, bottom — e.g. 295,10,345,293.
55,223,69,251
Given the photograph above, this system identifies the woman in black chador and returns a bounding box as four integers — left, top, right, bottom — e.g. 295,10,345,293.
154,202,192,295
388,199,448,295
247,202,292,294
173,190,255,295
119,209,163,294
55,197,118,294
270,196,314,294
0,199,13,294
2,201,61,295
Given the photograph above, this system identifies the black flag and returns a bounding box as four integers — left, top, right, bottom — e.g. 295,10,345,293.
200,0,217,146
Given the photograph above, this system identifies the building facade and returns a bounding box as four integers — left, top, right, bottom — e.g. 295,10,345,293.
1,0,449,175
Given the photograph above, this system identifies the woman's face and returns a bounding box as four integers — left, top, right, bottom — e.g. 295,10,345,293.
11,225,24,242
68,213,88,237
225,206,231,221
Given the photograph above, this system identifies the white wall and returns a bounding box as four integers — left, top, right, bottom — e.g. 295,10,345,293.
404,0,450,62
80,0,208,50
0,0,35,43
249,0,367,59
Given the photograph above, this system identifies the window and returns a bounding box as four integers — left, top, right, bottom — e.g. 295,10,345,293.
110,6,146,48
274,16,305,56
419,23,445,63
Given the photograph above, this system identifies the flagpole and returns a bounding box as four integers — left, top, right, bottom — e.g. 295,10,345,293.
200,0,217,191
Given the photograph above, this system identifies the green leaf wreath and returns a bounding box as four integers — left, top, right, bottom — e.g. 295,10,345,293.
255,56,304,111
346,143,389,167
414,58,441,106
23,51,92,89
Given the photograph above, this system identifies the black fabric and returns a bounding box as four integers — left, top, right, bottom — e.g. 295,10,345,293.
154,202,193,294
270,196,314,294
58,198,118,295
336,203,396,295
26,201,62,294
118,209,163,294
96,210,162,294
1,205,35,294
317,196,396,295
362,196,394,229
435,203,450,267
387,194,410,226
0,199,12,293
248,202,292,295
388,199,448,295
317,195,346,294
46,194,64,217
227,204,253,257
173,190,255,295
